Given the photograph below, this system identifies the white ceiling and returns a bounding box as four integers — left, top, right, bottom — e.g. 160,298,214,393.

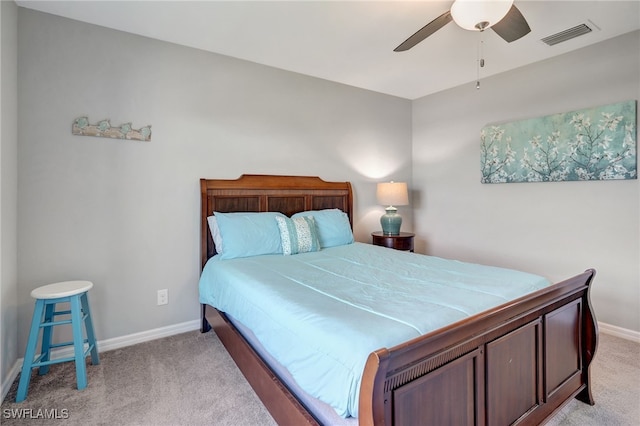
15,0,640,100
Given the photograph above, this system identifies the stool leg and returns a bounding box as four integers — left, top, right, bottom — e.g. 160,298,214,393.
16,299,45,402
38,302,55,375
70,295,88,390
81,293,100,365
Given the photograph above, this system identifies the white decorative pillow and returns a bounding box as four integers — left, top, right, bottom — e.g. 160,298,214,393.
275,216,321,255
207,216,224,254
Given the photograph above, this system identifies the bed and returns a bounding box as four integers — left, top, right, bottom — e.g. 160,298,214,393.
199,174,598,425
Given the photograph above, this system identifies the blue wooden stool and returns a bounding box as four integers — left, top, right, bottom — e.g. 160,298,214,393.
16,280,99,402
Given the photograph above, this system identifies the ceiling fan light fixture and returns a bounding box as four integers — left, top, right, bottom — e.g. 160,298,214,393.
450,0,514,31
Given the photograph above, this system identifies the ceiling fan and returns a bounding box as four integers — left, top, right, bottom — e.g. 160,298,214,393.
394,0,531,52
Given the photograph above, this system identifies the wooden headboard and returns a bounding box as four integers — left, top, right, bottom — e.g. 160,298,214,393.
200,174,353,270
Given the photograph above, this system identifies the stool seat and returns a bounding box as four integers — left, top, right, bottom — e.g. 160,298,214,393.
17,280,99,402
31,281,93,299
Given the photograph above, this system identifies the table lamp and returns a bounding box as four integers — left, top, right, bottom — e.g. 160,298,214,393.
376,181,409,235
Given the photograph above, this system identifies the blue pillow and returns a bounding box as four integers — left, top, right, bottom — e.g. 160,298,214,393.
292,209,354,248
214,212,285,259
275,216,320,255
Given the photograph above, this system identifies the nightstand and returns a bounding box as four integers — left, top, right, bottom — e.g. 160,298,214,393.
371,232,415,252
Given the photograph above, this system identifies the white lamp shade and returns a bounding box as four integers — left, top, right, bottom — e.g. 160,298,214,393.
450,0,513,31
376,182,409,206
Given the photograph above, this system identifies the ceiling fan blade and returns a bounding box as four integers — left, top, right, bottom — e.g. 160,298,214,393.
491,4,531,43
394,11,452,52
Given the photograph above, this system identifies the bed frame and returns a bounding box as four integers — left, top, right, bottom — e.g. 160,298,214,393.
200,174,598,426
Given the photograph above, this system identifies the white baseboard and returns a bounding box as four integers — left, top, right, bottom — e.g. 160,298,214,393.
1,319,200,403
90,319,201,354
598,321,640,343
1,359,22,404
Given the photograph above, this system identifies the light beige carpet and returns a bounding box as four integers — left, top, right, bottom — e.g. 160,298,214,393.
2,331,277,425
2,330,638,425
545,332,640,426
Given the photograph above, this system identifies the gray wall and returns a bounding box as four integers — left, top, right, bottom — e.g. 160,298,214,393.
15,8,412,354
1,0,19,393
412,31,640,332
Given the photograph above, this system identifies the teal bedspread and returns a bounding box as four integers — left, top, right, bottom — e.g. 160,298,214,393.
198,242,550,418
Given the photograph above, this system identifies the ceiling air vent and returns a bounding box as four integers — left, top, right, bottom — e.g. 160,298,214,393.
541,23,593,46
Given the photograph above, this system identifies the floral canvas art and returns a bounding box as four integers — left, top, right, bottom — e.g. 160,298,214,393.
481,100,637,183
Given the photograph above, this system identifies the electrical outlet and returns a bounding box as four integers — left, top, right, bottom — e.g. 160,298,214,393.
157,289,168,306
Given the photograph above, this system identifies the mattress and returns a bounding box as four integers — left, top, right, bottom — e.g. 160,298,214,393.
198,242,551,419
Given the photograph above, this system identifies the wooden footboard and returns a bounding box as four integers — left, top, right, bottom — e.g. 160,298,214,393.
359,269,597,426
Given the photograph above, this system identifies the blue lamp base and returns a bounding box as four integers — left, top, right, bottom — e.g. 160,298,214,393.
380,206,402,235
